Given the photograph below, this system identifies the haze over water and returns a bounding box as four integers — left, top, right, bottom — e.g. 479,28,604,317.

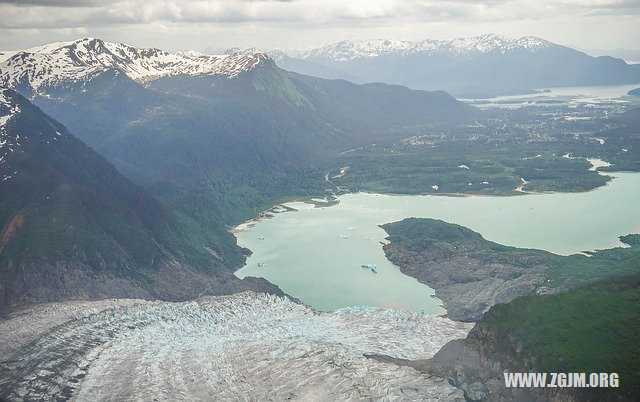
235,172,640,313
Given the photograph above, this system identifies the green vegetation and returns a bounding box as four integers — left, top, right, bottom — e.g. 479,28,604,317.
0,90,230,297
327,105,640,197
6,62,640,304
385,217,640,291
329,142,610,196
385,218,640,398
384,218,485,246
549,234,640,288
1,92,161,269
479,274,640,397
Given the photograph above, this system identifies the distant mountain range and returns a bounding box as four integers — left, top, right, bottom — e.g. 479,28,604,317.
0,38,472,308
583,47,640,63
254,34,640,97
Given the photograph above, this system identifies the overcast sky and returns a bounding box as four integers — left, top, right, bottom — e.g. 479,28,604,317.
1,0,639,53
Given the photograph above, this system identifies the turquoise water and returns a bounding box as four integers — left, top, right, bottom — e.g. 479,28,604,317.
235,172,640,313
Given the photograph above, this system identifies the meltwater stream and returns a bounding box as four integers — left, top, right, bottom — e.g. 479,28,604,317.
235,172,640,313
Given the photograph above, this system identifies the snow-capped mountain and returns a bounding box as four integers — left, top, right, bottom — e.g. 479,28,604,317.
303,34,551,62
218,34,550,64
221,46,293,65
0,38,268,93
275,33,640,97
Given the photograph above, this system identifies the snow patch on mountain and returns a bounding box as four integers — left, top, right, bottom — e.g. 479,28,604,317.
0,89,21,173
0,51,18,63
223,47,291,64
0,292,472,400
0,89,67,173
0,38,269,93
0,89,19,128
0,89,21,164
305,39,414,61
304,34,551,61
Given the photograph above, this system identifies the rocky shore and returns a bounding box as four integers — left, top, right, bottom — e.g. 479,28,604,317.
378,218,640,401
380,218,553,322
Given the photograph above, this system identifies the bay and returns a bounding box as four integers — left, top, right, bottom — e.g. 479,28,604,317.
235,172,640,313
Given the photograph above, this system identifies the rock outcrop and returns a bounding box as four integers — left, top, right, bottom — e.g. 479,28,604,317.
381,218,552,321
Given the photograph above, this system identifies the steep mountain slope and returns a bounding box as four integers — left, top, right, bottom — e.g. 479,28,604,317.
0,38,473,225
420,274,640,400
288,34,640,97
0,88,278,310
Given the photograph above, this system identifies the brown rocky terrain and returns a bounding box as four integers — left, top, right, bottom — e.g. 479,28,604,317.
381,218,553,322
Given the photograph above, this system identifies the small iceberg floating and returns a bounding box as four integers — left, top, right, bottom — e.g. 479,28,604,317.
339,234,350,239
257,262,266,268
258,237,265,240
361,264,378,273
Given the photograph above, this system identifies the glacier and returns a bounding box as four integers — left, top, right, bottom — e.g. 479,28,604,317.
0,292,472,400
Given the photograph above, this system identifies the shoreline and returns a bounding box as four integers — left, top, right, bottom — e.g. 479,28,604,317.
232,155,623,235
229,161,636,317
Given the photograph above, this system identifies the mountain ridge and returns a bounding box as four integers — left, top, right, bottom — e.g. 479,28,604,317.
242,33,640,97
0,38,268,94
301,34,552,61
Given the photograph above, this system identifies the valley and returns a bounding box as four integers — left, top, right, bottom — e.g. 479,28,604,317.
1,32,640,401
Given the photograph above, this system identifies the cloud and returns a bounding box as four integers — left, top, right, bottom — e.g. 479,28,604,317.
0,0,638,52
0,0,115,6
0,0,637,30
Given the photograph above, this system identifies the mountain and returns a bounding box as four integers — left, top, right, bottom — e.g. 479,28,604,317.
0,38,267,96
0,38,471,306
303,35,552,60
0,88,280,310
584,47,640,63
629,88,640,97
282,34,640,97
0,38,473,224
223,47,364,83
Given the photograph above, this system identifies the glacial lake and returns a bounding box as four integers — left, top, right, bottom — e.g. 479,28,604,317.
235,172,640,313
